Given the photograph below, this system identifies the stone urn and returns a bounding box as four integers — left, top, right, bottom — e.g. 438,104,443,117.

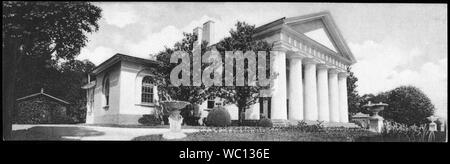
427,116,438,132
160,100,190,139
363,101,388,133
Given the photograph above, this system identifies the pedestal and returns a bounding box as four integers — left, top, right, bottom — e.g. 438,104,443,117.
369,115,384,133
429,122,437,132
162,113,186,139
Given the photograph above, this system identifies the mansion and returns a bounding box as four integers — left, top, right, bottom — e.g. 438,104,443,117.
82,11,356,125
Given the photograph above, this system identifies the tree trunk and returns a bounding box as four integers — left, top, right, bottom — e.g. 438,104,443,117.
3,38,19,140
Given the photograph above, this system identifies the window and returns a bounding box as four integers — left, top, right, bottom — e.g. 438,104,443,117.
141,76,154,104
103,74,110,107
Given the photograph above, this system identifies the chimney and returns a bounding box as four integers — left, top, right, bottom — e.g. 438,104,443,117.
202,20,215,45
193,27,203,46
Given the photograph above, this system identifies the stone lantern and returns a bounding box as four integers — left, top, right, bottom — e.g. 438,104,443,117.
363,101,388,133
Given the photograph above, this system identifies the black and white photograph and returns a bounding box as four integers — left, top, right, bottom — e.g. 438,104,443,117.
2,1,447,147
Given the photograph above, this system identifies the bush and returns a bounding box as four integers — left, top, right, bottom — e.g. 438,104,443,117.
138,114,161,126
206,106,231,127
380,120,444,142
258,118,273,127
378,86,434,126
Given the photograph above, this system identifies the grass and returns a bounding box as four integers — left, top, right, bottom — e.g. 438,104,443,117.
132,126,379,141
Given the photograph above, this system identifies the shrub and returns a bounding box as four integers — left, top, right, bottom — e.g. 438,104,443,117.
368,86,434,126
206,106,231,127
258,118,273,127
138,114,161,126
240,120,259,126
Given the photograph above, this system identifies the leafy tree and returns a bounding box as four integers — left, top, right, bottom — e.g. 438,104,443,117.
366,86,435,126
154,33,211,105
383,86,435,126
213,22,273,121
153,21,273,123
58,60,96,123
346,67,363,115
3,1,101,139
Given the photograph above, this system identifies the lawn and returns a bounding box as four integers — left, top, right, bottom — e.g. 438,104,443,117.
132,126,379,141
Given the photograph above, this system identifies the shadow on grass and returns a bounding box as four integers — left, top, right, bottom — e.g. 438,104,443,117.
11,126,105,141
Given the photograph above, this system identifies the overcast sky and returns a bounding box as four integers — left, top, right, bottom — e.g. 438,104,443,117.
77,2,447,118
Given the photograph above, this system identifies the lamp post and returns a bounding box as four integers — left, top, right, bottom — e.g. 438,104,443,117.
363,101,388,133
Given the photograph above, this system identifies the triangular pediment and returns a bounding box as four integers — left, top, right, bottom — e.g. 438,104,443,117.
284,12,356,64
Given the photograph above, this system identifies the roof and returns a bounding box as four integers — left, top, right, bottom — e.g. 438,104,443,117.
253,11,356,65
16,89,70,105
91,53,162,75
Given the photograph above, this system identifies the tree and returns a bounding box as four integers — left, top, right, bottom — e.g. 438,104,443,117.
58,60,96,123
213,22,273,121
365,86,435,126
3,2,101,139
380,86,435,126
153,21,273,123
346,67,363,115
154,32,211,105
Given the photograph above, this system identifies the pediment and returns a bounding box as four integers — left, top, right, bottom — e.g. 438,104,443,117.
284,12,356,64
288,19,338,52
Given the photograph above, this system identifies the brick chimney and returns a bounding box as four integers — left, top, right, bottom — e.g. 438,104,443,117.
202,20,215,45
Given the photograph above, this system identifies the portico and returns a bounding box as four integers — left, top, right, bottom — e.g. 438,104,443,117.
253,11,356,123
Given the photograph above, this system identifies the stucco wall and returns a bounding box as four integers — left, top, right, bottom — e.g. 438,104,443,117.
118,61,158,124
91,63,121,124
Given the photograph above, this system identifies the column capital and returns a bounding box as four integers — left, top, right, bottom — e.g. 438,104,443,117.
286,51,308,59
272,42,291,52
303,58,321,65
317,63,332,70
328,67,340,74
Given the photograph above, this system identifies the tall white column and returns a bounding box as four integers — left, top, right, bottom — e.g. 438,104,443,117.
270,51,287,120
328,69,340,122
338,72,349,123
303,59,318,121
288,57,303,120
317,64,330,122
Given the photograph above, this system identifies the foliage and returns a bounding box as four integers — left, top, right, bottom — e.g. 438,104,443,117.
180,104,201,126
212,22,274,121
153,33,210,104
15,59,96,123
346,67,363,115
3,1,102,61
3,1,102,137
258,118,273,127
206,106,232,127
364,86,435,126
14,96,71,124
285,120,326,133
153,21,273,122
138,114,162,126
377,120,444,142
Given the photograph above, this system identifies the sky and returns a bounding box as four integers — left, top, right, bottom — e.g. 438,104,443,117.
77,2,447,118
